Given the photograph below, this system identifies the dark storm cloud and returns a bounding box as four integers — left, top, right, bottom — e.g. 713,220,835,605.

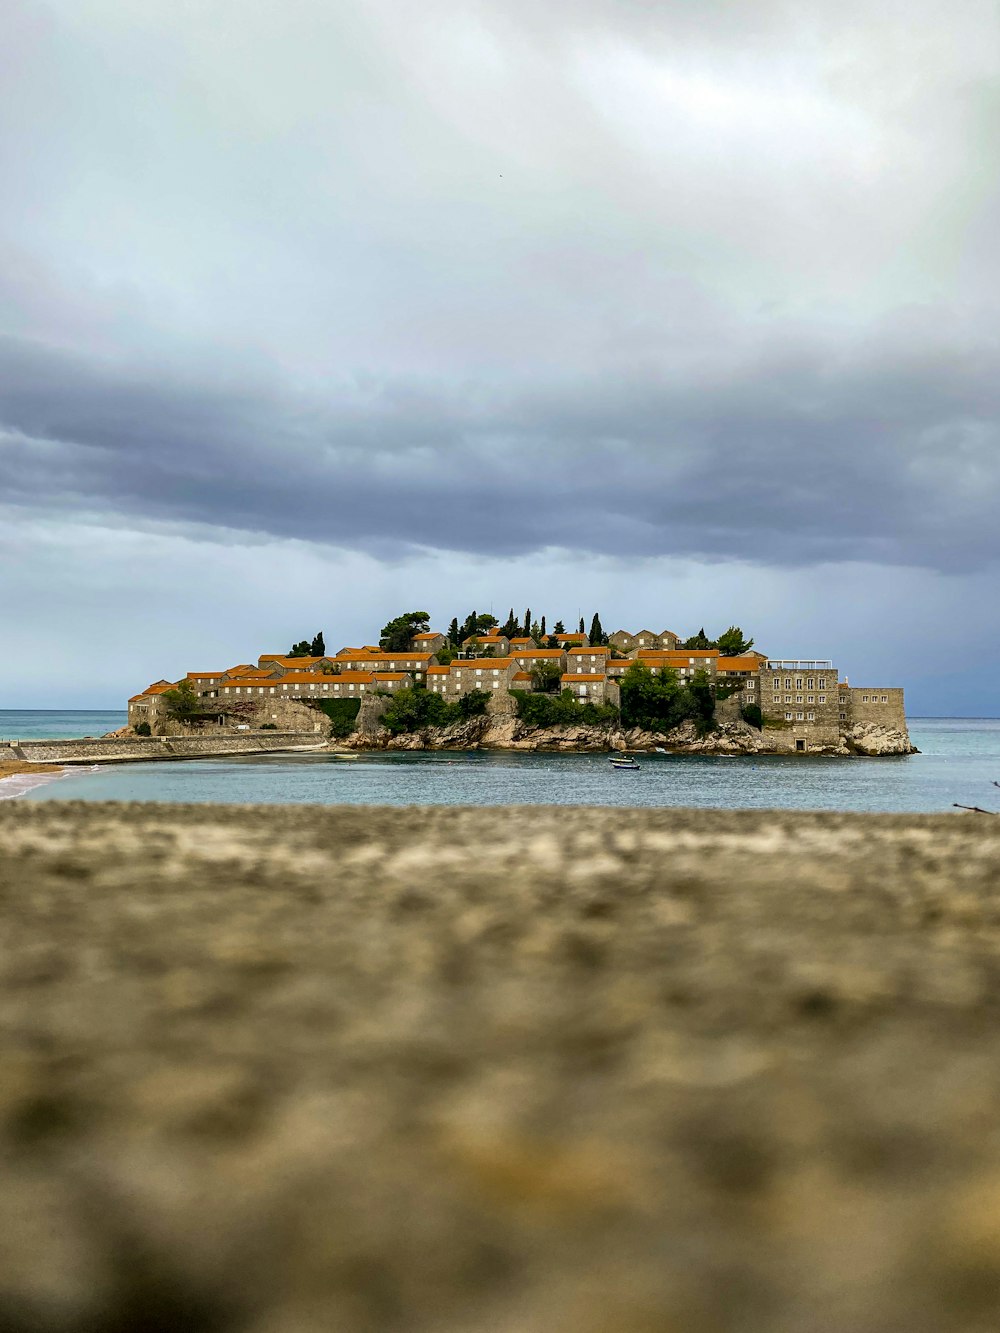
3,323,999,572
3,0,1000,576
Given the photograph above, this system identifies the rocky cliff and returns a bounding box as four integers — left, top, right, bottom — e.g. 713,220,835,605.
348,715,917,756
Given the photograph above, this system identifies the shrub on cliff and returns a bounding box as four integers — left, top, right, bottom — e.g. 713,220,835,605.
740,703,763,729
134,721,151,736
379,687,491,734
619,662,716,735
510,689,618,728
315,698,362,738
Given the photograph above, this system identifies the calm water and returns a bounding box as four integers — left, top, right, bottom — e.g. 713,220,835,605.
5,715,1000,813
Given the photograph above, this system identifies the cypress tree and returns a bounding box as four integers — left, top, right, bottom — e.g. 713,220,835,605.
540,615,546,638
310,631,326,657
447,617,460,645
523,608,531,637
589,613,605,646
578,616,585,634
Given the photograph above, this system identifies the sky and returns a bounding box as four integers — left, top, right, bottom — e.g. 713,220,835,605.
3,0,1000,713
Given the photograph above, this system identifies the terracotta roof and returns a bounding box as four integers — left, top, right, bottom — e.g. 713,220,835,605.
512,672,532,681
186,672,222,679
509,637,535,645
128,694,147,703
567,645,610,656
143,683,176,695
412,632,442,639
452,657,513,670
373,672,407,681
637,648,719,660
561,673,607,682
225,665,257,676
426,665,450,675
556,634,587,643
716,657,761,671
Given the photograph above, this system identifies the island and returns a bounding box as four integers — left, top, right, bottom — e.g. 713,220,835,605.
121,610,914,758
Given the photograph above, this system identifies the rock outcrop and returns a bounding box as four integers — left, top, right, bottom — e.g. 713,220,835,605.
843,722,918,756
347,714,917,757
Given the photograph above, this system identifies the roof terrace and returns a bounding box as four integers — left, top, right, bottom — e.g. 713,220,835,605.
765,660,833,670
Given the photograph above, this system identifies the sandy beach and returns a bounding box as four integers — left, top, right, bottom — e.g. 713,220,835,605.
0,759,63,781
3,801,1000,1330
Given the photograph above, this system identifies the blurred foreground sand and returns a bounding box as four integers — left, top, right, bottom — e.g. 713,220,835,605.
3,801,1000,1332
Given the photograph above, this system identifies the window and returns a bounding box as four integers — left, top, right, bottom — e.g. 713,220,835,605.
807,711,815,720
862,695,869,703
818,695,825,704
785,695,792,704
785,712,793,721
807,696,814,704
881,695,888,704
818,678,827,688
785,678,792,688
476,669,482,676
797,711,804,720
795,678,803,689
807,678,815,689
796,695,803,703
839,712,846,720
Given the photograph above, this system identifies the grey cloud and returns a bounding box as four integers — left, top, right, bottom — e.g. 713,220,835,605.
2,323,999,572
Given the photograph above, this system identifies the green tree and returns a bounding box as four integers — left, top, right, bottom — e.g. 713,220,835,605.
578,616,585,634
589,612,607,645
310,631,326,657
523,608,531,636
434,644,458,666
460,611,478,642
716,626,754,657
553,620,565,634
501,608,518,637
162,679,200,721
529,620,541,642
288,640,313,657
683,627,715,650
539,615,546,638
447,617,460,646
475,613,498,632
380,610,430,652
618,661,717,734
530,661,563,694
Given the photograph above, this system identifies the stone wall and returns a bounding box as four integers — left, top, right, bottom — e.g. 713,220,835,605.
843,686,907,730
8,733,328,765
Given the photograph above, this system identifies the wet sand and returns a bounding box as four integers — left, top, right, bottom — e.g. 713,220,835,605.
2,801,1000,1332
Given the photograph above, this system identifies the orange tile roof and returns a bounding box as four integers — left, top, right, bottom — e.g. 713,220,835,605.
556,634,587,643
143,682,176,694
512,672,532,681
561,673,607,682
509,637,535,645
452,657,513,670
426,665,450,674
567,645,610,656
716,657,761,671
186,671,222,679
412,632,442,639
373,672,407,681
128,694,147,703
225,665,257,675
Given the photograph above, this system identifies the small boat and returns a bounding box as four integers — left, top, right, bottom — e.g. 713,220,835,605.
609,754,640,770
654,746,667,754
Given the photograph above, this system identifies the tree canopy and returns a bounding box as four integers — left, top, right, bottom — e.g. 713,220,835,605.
589,612,607,645
716,626,754,656
162,679,200,721
380,610,430,652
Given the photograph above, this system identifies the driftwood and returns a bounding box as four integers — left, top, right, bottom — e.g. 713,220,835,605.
953,780,1000,815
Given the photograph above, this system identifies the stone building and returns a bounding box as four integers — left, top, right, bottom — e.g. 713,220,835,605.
565,645,611,675
447,657,517,696
838,685,907,731
759,660,840,752
560,673,619,706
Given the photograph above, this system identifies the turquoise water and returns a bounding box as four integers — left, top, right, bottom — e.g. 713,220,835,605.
0,709,126,740
8,716,1000,814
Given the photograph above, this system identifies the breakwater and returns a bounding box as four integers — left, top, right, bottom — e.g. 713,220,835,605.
1,800,998,1330
2,732,328,765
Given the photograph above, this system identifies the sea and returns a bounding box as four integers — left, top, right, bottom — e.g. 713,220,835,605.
2,710,999,813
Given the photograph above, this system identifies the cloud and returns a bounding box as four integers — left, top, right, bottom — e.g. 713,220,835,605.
3,0,1000,708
